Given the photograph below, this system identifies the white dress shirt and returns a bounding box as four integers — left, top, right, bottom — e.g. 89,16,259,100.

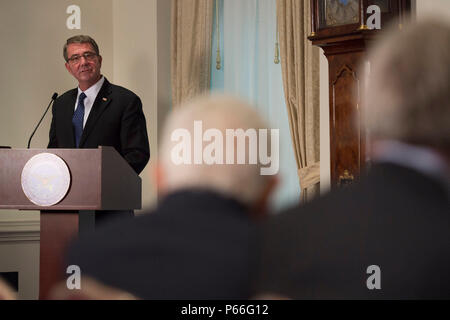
74,76,105,128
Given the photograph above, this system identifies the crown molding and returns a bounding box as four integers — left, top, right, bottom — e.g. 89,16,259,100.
0,218,40,243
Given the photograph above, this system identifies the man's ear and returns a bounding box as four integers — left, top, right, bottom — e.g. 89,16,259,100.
250,175,279,219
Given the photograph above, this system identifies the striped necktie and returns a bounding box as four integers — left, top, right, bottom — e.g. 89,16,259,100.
72,92,86,148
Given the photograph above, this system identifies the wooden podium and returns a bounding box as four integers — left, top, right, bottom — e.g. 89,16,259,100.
0,146,142,299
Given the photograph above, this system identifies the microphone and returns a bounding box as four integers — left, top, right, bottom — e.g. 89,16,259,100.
27,93,58,149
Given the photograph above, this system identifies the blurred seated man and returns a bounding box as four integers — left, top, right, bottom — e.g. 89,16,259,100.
255,19,450,299
64,95,277,299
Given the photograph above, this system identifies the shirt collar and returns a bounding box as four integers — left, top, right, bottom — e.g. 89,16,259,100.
77,76,105,101
371,140,449,182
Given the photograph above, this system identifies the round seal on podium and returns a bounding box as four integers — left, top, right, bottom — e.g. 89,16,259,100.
21,153,71,206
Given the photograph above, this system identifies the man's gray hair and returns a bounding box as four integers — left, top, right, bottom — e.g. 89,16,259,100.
160,94,274,206
365,19,450,149
63,35,100,62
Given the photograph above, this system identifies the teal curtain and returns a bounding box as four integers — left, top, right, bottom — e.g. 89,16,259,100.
211,0,300,210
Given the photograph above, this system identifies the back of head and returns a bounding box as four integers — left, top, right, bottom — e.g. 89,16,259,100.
365,19,450,151
160,94,275,207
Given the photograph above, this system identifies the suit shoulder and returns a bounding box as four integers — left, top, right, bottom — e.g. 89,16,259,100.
55,88,77,103
51,89,77,114
109,83,140,100
266,184,370,236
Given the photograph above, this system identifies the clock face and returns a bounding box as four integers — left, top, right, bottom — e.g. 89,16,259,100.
324,0,359,27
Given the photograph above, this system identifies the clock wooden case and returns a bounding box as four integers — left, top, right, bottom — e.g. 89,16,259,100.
308,0,411,188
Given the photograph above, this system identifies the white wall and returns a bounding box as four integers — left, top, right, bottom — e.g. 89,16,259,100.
319,50,330,195
112,0,158,211
0,237,39,299
112,0,172,211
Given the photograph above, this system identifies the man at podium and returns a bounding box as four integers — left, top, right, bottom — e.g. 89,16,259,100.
48,35,150,175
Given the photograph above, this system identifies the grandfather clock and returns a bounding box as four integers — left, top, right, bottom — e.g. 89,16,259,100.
308,0,411,188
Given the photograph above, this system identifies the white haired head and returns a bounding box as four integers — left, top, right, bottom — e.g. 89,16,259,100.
158,94,277,209
365,19,450,151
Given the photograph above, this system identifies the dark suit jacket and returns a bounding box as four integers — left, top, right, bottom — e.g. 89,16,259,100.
256,163,450,299
48,78,150,174
66,190,259,299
